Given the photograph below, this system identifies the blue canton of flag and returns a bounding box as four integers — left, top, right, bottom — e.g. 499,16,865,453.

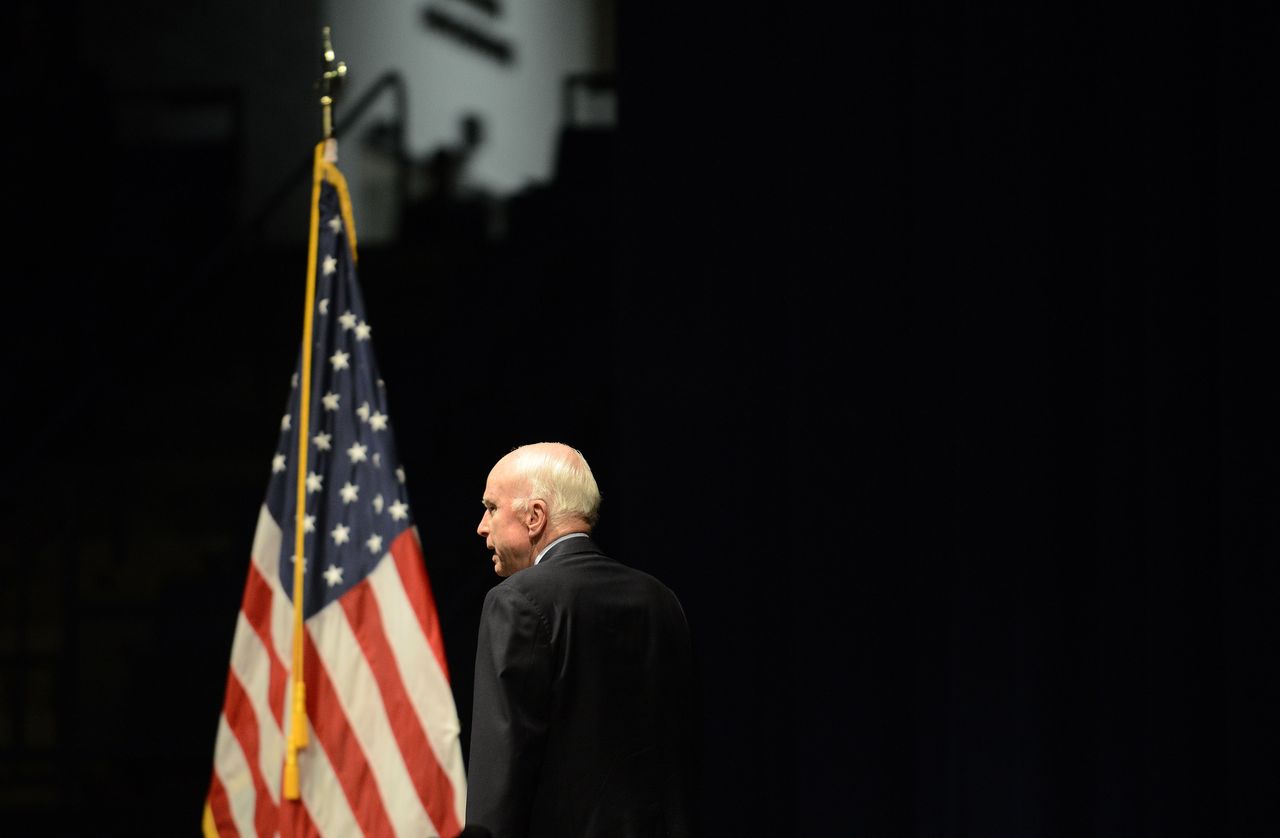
267,180,409,616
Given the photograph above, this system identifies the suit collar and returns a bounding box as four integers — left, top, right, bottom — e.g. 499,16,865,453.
535,532,596,565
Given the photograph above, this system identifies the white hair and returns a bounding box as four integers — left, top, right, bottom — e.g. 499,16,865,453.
508,442,601,530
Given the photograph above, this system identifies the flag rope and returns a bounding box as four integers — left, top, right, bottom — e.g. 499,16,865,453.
284,139,328,799
284,138,358,802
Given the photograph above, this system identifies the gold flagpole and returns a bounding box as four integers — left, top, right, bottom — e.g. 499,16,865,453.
284,25,347,802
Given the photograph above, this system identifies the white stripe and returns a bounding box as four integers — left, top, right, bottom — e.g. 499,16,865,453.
212,713,259,838
229,612,285,804
250,504,295,669
370,552,468,823
298,719,361,838
250,505,282,581
309,598,434,838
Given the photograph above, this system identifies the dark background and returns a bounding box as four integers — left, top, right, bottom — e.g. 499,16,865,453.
4,2,1279,836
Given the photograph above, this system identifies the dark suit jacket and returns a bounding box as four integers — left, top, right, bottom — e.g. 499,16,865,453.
465,536,697,838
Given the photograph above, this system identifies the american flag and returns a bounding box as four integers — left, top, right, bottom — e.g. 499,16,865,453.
203,152,467,837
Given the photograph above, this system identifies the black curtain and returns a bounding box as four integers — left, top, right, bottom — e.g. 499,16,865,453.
617,3,1279,836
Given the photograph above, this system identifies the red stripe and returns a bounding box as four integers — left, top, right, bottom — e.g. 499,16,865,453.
390,528,451,681
242,561,287,729
302,629,398,838
278,797,322,838
223,672,280,837
341,576,464,837
206,771,239,837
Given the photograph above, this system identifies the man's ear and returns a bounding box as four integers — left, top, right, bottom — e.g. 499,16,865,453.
526,499,549,538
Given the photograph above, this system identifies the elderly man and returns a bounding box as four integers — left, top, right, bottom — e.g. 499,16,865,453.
465,442,697,838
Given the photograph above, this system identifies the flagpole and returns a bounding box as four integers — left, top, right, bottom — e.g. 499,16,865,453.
284,25,348,802
319,25,347,154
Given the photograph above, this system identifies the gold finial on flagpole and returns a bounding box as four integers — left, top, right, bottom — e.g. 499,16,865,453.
317,26,347,152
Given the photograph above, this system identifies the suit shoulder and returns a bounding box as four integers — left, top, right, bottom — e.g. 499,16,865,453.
482,575,544,612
